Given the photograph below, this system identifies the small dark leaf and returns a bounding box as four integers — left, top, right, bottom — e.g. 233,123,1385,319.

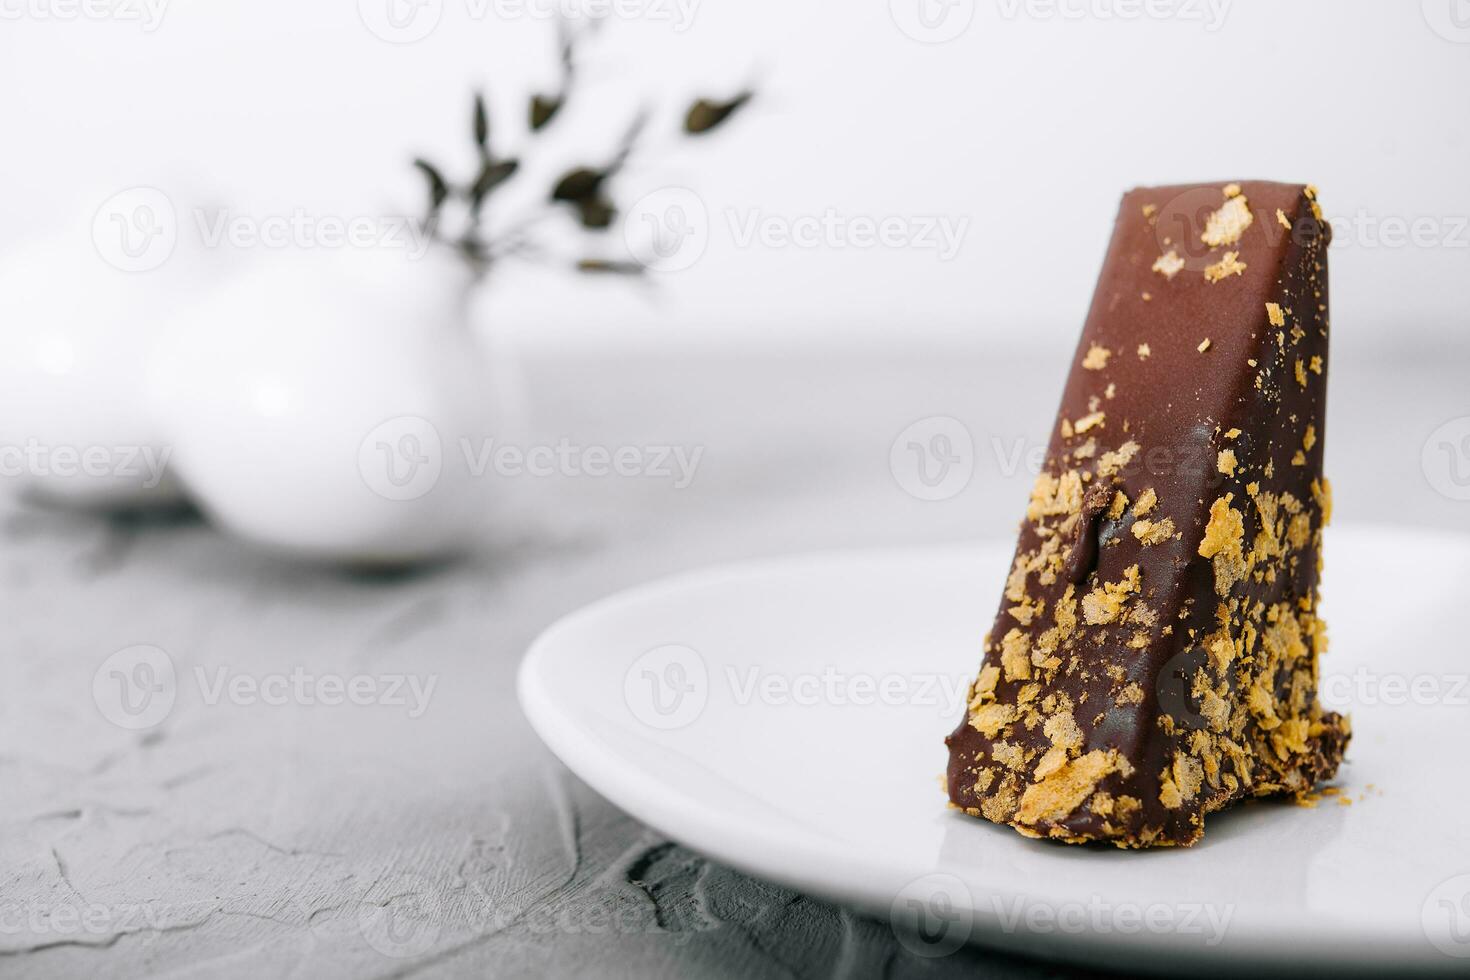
576,196,615,230
473,92,490,154
530,94,563,131
412,158,450,214
470,158,519,207
684,92,753,135
458,237,490,265
551,167,603,204
577,258,644,275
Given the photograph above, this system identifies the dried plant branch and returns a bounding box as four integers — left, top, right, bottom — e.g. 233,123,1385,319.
410,21,752,279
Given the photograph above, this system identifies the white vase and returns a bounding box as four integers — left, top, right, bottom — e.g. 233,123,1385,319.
148,244,504,565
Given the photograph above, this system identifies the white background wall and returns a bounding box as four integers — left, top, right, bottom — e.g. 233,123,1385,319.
2,0,1467,353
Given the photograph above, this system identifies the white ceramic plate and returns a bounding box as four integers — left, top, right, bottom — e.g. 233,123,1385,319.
518,525,1470,974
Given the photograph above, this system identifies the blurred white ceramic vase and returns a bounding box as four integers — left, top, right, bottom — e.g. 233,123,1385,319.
0,193,208,509
149,243,499,565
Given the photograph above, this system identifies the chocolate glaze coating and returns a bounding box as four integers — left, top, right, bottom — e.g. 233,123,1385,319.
946,181,1349,848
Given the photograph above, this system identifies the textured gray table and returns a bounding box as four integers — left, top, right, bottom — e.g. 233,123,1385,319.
3,345,1464,978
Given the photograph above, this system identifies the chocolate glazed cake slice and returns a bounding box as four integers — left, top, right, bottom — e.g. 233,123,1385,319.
945,181,1349,848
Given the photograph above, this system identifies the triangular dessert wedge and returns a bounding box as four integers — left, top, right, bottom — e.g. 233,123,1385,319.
945,181,1349,848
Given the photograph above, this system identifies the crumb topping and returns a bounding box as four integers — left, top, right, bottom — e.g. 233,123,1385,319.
1082,345,1112,371
1199,495,1247,595
1074,411,1106,434
1017,750,1123,824
1082,565,1142,625
1204,252,1247,283
1152,251,1185,280
1132,518,1175,546
1203,194,1254,248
